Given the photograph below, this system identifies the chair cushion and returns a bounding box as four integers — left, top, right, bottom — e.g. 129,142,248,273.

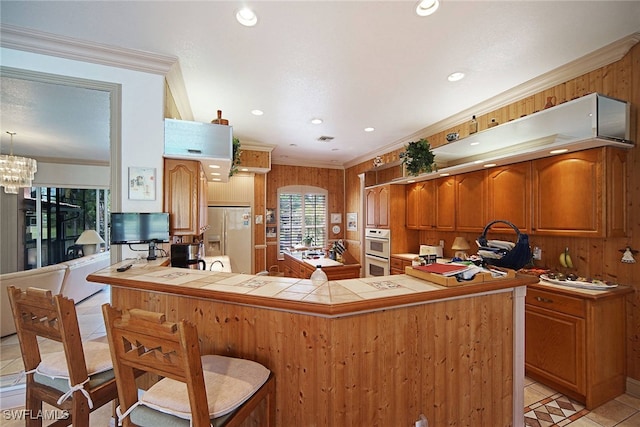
139,354,270,419
34,369,115,394
35,340,113,379
129,405,232,427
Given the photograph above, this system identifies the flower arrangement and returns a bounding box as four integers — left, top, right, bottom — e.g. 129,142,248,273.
229,137,242,177
400,138,436,176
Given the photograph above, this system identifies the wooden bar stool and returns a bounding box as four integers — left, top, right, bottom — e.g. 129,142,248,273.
102,304,276,427
7,286,119,427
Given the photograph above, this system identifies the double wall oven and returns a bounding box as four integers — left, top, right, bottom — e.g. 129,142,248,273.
364,228,391,277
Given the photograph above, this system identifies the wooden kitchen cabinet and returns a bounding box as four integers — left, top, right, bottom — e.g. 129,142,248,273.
164,158,208,236
365,184,406,229
455,170,487,232
525,284,632,409
390,255,412,275
434,176,456,231
406,181,434,230
486,161,532,233
532,148,614,237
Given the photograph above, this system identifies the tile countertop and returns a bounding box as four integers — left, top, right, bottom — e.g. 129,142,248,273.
89,259,537,317
531,278,633,300
391,253,420,260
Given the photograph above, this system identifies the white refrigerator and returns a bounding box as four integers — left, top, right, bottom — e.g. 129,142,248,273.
205,207,252,273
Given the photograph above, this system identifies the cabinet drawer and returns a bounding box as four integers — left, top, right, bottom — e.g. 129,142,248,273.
390,257,406,270
526,287,585,318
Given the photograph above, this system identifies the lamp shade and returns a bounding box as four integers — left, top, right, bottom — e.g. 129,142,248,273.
76,230,105,245
451,237,470,251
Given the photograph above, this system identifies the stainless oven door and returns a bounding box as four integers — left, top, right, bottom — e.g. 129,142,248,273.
365,253,390,277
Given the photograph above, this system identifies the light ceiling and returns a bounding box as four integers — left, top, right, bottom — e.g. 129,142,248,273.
1,1,639,169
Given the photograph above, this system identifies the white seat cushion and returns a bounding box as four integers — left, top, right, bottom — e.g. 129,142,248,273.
35,340,113,379
139,354,270,419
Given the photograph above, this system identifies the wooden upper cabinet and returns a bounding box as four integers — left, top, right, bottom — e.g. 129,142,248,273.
435,176,455,230
455,170,487,232
532,149,604,237
366,185,391,228
406,181,435,230
487,162,531,233
164,158,208,236
606,148,627,237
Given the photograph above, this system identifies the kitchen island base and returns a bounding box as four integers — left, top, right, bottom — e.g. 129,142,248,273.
108,283,526,426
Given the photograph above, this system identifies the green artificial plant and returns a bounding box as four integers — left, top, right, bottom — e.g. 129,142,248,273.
229,137,242,177
400,138,436,176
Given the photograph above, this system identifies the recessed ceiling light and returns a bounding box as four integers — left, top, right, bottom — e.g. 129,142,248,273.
550,148,568,154
416,0,440,17
251,109,264,116
209,164,221,169
236,7,257,27
311,118,323,125
448,72,465,82
364,127,375,132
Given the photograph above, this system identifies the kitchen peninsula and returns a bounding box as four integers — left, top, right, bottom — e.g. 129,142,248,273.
89,260,538,426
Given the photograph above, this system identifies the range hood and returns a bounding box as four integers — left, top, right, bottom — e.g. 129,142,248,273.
164,118,233,182
394,93,633,183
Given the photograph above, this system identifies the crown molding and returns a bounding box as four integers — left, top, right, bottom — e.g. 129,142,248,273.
344,32,640,169
0,24,178,75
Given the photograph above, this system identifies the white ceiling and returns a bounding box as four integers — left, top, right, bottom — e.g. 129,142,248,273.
1,1,639,168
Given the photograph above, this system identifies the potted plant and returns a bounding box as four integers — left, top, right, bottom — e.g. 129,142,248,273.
400,138,436,176
229,137,242,177
302,235,314,247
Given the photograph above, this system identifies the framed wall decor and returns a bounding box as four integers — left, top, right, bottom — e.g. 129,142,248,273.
347,212,357,231
128,167,156,200
266,208,276,224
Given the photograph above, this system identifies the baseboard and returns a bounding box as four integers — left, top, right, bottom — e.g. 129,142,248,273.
627,376,640,398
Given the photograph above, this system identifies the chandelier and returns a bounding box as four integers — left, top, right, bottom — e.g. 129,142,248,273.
0,132,38,194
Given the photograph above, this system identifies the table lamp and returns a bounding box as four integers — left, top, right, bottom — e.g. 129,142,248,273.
75,230,105,255
451,236,470,260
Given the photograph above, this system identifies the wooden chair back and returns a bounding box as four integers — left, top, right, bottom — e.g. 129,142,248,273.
102,304,275,427
103,305,211,426
7,286,118,427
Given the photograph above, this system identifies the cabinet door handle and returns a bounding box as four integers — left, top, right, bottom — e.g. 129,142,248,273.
536,296,554,304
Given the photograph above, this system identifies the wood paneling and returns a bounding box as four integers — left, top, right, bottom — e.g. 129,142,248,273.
265,165,345,269
112,286,518,426
239,149,270,170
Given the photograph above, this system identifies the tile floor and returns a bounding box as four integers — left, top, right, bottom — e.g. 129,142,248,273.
1,289,640,426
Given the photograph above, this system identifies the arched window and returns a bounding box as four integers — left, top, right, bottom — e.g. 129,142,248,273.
277,185,327,251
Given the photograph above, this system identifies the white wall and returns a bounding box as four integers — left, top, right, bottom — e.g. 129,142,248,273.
1,47,166,261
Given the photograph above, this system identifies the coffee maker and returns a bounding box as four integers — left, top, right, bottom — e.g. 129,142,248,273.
171,243,205,270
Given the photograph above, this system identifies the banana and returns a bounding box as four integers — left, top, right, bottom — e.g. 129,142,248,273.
559,247,574,268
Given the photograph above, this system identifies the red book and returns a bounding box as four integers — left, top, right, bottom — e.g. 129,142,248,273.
414,263,469,276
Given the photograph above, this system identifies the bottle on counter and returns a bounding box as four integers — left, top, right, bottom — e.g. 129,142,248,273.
469,115,478,134
310,265,328,286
